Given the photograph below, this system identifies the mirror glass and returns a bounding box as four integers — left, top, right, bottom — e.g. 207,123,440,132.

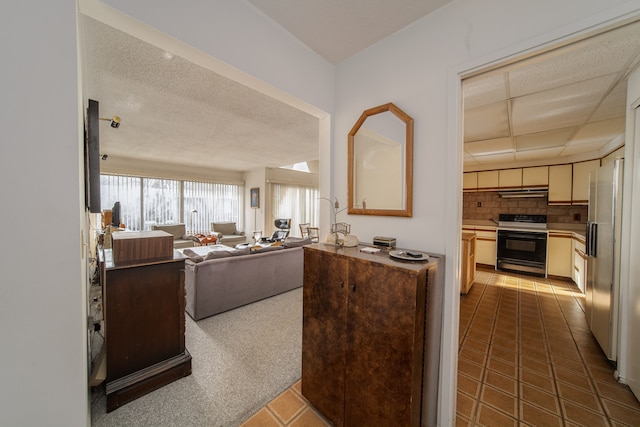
348,103,413,217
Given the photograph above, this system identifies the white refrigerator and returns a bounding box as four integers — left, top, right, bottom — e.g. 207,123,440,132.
585,158,624,361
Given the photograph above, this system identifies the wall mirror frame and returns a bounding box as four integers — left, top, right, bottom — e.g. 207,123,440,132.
348,102,413,217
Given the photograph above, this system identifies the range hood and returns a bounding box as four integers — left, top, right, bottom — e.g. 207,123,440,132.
498,188,548,198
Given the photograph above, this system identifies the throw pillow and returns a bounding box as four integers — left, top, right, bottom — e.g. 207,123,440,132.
212,222,236,235
182,248,204,263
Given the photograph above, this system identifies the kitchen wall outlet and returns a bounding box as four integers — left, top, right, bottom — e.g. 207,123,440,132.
477,202,482,207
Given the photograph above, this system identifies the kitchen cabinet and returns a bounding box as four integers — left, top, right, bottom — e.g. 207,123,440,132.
498,168,523,189
301,244,443,427
572,235,587,293
572,159,600,204
548,164,573,205
547,232,573,277
461,233,476,293
474,227,497,267
477,170,499,191
463,172,478,191
522,166,549,188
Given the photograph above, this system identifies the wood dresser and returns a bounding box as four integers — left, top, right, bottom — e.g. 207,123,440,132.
301,243,444,426
100,247,192,412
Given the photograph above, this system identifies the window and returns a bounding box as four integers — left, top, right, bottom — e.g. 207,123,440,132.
270,183,319,237
100,174,243,234
184,181,244,235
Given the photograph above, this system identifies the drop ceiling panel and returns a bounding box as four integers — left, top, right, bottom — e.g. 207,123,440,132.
464,137,513,156
464,102,510,142
463,74,507,110
511,74,617,135
515,147,565,161
514,127,576,151
508,21,640,98
589,81,628,122
559,141,608,157
569,117,626,146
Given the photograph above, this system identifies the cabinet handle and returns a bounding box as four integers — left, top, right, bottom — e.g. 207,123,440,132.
339,281,344,289
350,284,356,292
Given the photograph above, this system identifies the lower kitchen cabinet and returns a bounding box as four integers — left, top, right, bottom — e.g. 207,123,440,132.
461,233,476,293
474,227,497,267
301,244,444,426
548,232,573,277
572,236,587,293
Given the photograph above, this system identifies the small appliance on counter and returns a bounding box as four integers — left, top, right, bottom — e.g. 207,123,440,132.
373,236,396,248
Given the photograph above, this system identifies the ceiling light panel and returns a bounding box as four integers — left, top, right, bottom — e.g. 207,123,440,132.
464,102,510,142
472,153,516,164
511,74,616,135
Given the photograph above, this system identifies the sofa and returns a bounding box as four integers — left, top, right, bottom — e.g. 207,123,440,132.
181,237,310,320
210,222,247,246
152,223,195,249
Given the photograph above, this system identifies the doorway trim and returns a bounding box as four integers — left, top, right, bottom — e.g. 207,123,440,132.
444,6,640,424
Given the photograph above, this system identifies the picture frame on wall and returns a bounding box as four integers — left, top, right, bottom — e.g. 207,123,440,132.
250,187,260,208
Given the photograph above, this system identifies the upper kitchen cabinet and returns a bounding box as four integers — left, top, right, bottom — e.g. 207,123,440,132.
572,160,600,204
498,168,522,190
522,166,549,188
548,164,573,205
477,170,499,191
463,172,478,192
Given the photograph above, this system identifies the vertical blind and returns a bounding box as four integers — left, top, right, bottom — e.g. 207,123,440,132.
270,183,319,237
100,174,243,233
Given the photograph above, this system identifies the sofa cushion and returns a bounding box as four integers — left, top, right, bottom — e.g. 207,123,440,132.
204,246,249,260
212,222,237,235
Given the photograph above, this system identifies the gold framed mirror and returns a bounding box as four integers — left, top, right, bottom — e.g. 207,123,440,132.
348,102,413,217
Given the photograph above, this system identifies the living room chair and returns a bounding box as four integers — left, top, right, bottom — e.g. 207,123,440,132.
307,227,320,243
299,223,310,238
260,218,291,243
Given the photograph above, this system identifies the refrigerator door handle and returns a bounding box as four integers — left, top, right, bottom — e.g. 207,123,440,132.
586,222,591,256
591,222,598,258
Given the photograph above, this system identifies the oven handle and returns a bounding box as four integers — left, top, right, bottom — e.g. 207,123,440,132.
498,231,548,240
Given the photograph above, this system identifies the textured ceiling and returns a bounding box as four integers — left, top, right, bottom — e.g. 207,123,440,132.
80,15,320,172
80,5,640,175
246,0,453,64
463,20,640,168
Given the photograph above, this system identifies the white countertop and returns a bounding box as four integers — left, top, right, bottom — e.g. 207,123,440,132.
463,220,586,238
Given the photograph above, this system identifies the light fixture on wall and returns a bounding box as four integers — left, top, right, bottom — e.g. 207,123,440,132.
99,115,121,128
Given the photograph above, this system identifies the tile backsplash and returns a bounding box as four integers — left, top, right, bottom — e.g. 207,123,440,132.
463,192,588,224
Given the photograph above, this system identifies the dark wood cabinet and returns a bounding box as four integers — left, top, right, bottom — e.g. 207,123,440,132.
302,244,444,426
102,249,192,412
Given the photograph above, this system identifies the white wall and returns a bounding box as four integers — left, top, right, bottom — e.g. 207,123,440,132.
334,0,640,424
0,1,88,426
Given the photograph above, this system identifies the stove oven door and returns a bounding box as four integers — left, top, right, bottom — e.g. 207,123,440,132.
496,229,548,276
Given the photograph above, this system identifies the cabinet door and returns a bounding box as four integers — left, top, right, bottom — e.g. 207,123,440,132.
572,237,587,293
572,160,599,204
548,233,573,277
498,168,522,189
548,164,573,205
463,172,478,192
345,258,425,426
301,249,349,426
477,170,499,191
475,228,496,267
522,166,549,188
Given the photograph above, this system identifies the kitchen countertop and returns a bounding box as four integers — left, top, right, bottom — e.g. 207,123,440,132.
462,220,586,238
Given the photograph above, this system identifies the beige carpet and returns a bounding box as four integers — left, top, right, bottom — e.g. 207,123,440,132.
91,287,302,426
